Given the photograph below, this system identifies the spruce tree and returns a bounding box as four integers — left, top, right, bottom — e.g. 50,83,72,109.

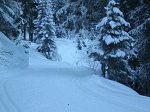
34,0,57,60
98,0,134,85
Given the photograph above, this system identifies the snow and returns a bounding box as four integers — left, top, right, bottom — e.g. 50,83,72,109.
118,16,130,26
110,49,126,58
97,17,108,28
56,3,70,16
109,0,117,6
103,35,119,45
0,38,150,112
102,32,131,45
0,32,28,69
55,38,78,65
109,20,117,28
4,5,15,16
113,7,123,16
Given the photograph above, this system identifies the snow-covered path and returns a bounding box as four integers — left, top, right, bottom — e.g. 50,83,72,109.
0,39,150,112
0,63,150,112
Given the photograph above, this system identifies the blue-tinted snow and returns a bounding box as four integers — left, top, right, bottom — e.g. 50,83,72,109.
0,38,150,112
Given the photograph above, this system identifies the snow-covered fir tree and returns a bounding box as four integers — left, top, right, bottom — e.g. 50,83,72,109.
98,0,135,86
34,0,57,60
0,0,21,39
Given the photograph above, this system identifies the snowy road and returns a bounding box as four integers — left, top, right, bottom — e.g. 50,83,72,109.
0,39,150,112
0,63,150,112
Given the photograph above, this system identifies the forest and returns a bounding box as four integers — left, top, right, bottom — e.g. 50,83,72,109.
0,0,150,112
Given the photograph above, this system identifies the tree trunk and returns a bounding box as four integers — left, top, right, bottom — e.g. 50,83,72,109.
101,63,106,78
23,23,27,40
29,30,33,42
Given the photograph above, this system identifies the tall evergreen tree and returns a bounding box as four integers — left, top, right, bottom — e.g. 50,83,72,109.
20,0,38,41
0,0,21,39
34,0,57,60
120,0,150,96
98,0,134,86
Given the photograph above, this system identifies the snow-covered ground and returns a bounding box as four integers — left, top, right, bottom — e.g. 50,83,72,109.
0,38,150,112
56,38,101,72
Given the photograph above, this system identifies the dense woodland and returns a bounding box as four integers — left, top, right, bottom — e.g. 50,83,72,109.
0,0,150,96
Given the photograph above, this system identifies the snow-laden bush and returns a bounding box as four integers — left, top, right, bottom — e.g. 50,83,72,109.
75,38,101,73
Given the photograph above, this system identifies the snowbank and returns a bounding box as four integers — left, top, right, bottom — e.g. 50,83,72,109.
0,32,28,69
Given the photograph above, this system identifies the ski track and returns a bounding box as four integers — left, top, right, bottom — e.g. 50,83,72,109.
0,78,19,112
0,66,149,112
0,66,94,112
